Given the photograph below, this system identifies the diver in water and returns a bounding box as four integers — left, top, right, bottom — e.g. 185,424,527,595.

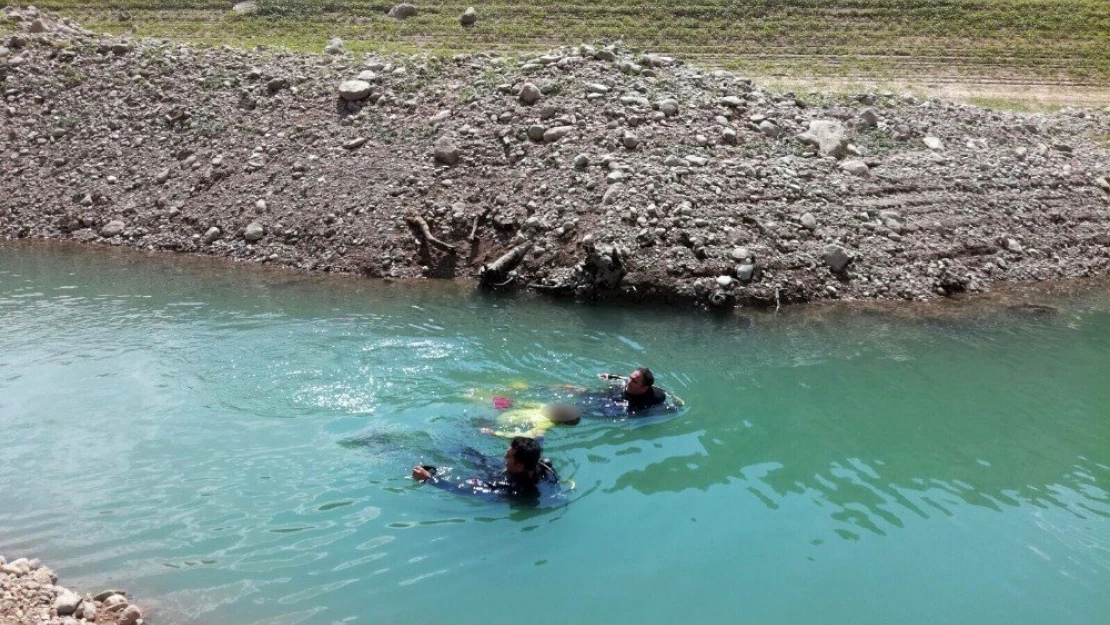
595,367,671,413
479,402,581,440
411,436,560,500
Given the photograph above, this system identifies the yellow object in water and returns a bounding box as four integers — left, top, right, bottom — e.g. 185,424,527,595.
508,380,530,391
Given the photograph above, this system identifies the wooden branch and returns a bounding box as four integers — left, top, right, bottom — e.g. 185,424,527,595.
405,215,457,254
479,241,532,289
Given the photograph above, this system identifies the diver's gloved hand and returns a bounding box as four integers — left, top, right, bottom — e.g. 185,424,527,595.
412,466,437,481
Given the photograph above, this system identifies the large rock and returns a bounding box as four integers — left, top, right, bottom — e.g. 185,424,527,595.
388,3,417,19
202,226,221,244
338,79,372,101
798,120,849,158
243,222,264,242
119,605,143,625
823,245,852,273
433,137,459,165
54,591,80,616
519,83,542,105
543,126,573,143
100,220,125,237
840,159,870,176
459,7,477,26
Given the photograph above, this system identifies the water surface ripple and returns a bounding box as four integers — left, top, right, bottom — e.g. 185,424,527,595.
1,244,1108,625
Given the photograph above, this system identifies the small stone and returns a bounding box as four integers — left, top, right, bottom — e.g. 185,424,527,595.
343,137,368,150
81,600,97,621
119,605,142,625
28,19,46,34
338,79,372,101
798,120,849,158
840,159,870,177
387,3,417,19
664,155,684,167
100,220,125,237
231,1,258,15
720,128,738,145
527,124,546,141
266,77,288,93
202,227,221,244
1095,176,1110,192
459,7,477,26
685,155,708,167
323,37,346,55
519,83,542,105
801,213,817,230
730,247,751,262
602,183,624,205
103,594,128,608
1004,237,1023,253
716,275,733,288
737,263,755,282
434,137,459,165
244,222,264,242
719,96,743,108
543,126,572,143
54,591,80,616
621,131,640,150
923,136,944,151
823,245,852,273
859,108,879,127
155,168,170,184
658,99,679,116
573,154,590,169
758,120,780,138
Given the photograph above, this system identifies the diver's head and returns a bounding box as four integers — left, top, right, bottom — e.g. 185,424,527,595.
544,403,581,425
505,437,542,476
625,367,654,395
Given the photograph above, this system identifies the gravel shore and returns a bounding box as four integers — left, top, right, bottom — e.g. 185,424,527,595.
0,555,144,625
2,7,1109,309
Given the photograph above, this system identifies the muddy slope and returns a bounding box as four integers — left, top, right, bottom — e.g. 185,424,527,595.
3,7,1109,308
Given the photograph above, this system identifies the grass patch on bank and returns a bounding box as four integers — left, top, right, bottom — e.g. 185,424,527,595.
965,97,1066,113
8,0,1110,82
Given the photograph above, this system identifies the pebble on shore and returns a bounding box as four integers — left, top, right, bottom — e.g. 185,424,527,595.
0,554,144,625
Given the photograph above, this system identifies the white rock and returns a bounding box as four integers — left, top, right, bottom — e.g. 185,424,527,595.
801,213,817,230
100,220,125,237
737,263,755,282
543,126,573,143
323,37,345,55
338,80,372,101
585,83,609,94
54,591,80,616
202,227,221,244
716,275,733,288
119,605,142,625
387,3,417,19
840,159,870,177
923,136,944,151
459,6,477,25
243,222,264,242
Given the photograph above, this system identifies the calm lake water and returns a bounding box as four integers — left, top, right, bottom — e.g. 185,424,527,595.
1,242,1108,625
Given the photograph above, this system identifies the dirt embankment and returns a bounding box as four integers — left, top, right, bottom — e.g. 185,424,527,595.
2,7,1109,309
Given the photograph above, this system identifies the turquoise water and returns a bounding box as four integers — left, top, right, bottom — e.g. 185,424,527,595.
1,242,1109,625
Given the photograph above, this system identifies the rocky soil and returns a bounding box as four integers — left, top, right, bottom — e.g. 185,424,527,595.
3,6,1110,308
0,555,145,625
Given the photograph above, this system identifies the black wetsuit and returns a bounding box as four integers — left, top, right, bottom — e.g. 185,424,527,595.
425,460,560,501
623,386,668,412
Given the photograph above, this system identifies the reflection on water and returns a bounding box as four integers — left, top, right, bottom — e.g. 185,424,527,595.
1,241,1109,625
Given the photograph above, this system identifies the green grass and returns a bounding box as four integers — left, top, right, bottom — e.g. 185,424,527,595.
7,0,1110,82
965,96,1065,113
